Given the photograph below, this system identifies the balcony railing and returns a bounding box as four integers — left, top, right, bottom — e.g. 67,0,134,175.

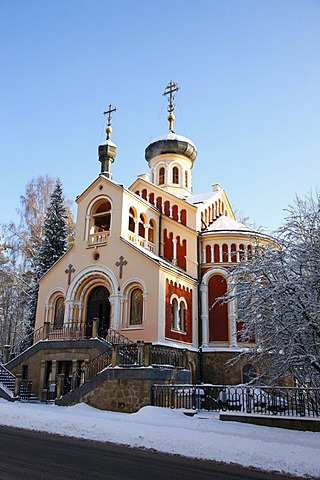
88,231,109,245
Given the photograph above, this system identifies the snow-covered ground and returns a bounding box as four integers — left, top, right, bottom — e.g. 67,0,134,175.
0,399,319,478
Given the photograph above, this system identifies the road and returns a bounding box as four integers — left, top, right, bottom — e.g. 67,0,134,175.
0,425,302,480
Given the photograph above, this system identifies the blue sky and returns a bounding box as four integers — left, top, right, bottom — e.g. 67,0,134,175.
1,0,319,233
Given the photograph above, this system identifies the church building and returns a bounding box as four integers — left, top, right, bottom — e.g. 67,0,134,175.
4,82,271,411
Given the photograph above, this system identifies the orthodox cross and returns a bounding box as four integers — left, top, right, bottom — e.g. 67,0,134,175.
163,81,180,132
115,256,127,279
103,104,117,140
65,264,75,286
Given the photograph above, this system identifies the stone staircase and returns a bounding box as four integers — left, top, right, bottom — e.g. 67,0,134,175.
0,364,39,402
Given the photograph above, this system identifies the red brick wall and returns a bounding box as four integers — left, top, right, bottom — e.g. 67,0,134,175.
165,279,192,343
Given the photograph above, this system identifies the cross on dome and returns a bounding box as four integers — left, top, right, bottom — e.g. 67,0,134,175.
103,104,117,140
163,81,180,132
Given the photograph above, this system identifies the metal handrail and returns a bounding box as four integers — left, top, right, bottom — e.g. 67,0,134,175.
106,327,135,346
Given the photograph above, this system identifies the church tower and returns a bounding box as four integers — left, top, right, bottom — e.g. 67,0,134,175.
98,104,117,179
145,81,197,197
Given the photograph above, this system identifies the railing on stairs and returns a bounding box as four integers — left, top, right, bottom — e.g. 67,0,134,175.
7,325,45,361
0,364,37,401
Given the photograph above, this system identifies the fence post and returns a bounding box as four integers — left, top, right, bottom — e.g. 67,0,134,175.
144,342,152,367
137,341,144,365
92,317,99,338
43,322,50,340
14,374,22,397
111,344,119,367
3,345,11,364
246,386,252,413
56,374,65,398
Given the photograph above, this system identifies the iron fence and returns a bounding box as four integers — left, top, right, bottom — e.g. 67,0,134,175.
151,384,320,417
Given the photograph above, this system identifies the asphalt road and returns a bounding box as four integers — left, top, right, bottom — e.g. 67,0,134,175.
0,426,303,480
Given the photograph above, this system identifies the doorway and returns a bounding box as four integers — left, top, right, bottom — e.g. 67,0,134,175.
86,286,110,338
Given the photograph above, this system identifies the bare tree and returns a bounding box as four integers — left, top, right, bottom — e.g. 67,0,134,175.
226,192,320,387
0,176,75,353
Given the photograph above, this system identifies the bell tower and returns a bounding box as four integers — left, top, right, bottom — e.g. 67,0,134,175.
145,81,197,197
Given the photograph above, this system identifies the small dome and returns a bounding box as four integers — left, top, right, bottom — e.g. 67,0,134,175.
145,131,197,165
204,215,257,234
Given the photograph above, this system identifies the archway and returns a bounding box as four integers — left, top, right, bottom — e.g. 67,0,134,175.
86,286,110,338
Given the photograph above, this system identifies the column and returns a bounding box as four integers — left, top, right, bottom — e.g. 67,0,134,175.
200,283,209,347
134,219,139,243
14,374,22,397
43,322,50,340
39,360,47,399
172,238,178,266
84,214,90,241
229,295,237,347
92,317,99,338
3,345,11,364
144,224,149,248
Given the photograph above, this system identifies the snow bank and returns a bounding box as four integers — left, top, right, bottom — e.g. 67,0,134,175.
0,400,319,478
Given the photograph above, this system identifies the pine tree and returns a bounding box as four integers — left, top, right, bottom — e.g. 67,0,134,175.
35,179,68,279
26,179,69,336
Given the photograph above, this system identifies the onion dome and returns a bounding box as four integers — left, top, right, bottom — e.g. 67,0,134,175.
145,131,197,165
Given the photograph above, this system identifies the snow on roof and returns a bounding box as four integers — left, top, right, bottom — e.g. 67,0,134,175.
104,138,116,147
149,131,196,149
186,191,220,205
205,215,257,234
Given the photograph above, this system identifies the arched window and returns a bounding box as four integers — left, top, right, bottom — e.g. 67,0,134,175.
149,192,155,205
222,244,228,262
239,244,245,261
172,166,179,184
148,219,155,243
159,167,165,185
128,207,135,233
180,209,187,225
164,200,170,216
138,214,146,238
178,302,186,332
206,245,212,263
129,288,143,325
231,243,237,262
214,244,220,262
141,189,147,200
171,298,179,330
172,205,179,221
91,200,111,233
185,171,188,188
53,297,64,329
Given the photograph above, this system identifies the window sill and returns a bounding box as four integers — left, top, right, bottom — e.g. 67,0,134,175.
171,329,187,335
121,326,144,330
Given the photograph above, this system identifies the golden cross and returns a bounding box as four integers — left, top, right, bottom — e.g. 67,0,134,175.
103,104,117,139
163,81,180,131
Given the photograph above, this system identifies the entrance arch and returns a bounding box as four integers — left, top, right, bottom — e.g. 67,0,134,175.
86,286,110,337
